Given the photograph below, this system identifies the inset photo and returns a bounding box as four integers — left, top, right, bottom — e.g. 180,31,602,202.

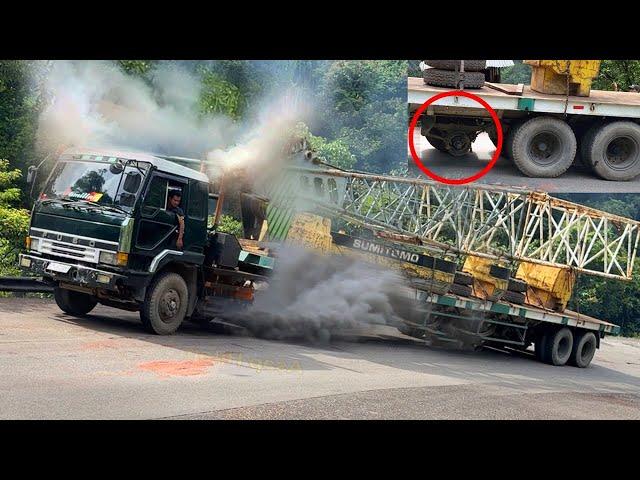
408,60,640,192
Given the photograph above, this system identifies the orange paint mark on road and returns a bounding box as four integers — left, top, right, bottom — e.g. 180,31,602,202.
81,339,120,351
138,359,215,377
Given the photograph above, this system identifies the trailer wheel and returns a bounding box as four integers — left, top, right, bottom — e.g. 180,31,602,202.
424,68,485,89
534,333,548,362
54,286,97,316
504,120,524,160
425,133,448,152
568,331,597,368
512,117,576,177
397,324,425,340
584,121,640,181
578,123,600,168
424,60,487,72
140,272,189,335
541,327,573,366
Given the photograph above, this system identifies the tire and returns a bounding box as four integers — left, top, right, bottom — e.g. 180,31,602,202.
424,68,485,89
424,60,487,72
541,327,574,366
397,324,425,340
140,272,189,335
454,271,474,286
568,331,597,368
511,116,576,178
425,133,448,152
504,120,524,160
54,286,97,316
508,278,528,293
583,121,640,181
502,290,525,304
449,282,473,297
534,333,548,362
576,122,600,168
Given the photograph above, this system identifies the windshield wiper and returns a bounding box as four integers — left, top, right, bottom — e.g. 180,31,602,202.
62,199,129,215
40,197,75,206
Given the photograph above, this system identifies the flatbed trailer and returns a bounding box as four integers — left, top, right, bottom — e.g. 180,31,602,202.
393,284,619,366
407,76,640,181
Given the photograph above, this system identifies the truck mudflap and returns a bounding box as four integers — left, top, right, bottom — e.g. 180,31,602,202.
18,254,125,291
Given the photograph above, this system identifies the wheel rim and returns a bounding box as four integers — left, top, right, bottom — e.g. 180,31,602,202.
603,135,639,171
528,131,561,166
448,133,471,156
159,288,181,323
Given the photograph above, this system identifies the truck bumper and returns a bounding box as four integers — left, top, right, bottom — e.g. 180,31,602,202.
18,254,125,291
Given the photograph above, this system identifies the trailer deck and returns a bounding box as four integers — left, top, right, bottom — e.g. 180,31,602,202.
414,289,620,335
408,76,640,119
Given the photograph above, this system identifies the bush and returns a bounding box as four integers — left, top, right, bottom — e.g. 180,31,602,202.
0,159,29,276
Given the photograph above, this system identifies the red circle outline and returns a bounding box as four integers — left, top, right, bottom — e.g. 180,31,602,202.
408,90,503,185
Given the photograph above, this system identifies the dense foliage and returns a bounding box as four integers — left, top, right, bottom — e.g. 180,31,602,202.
559,194,640,336
0,159,29,276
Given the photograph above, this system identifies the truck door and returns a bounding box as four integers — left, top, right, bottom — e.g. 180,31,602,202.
135,172,189,255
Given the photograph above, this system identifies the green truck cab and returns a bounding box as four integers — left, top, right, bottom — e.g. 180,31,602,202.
19,148,273,334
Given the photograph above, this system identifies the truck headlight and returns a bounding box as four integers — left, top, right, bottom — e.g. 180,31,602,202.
99,251,128,266
99,251,117,265
30,238,40,252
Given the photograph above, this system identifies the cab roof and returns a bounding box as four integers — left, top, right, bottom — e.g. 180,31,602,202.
61,147,210,183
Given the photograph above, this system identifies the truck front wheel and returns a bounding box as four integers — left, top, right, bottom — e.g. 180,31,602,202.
54,286,98,316
140,272,189,335
568,331,597,368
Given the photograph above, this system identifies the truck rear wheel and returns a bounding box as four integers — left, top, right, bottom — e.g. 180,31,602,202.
539,327,573,366
583,121,640,181
54,286,97,316
140,272,189,335
512,116,576,177
568,331,597,368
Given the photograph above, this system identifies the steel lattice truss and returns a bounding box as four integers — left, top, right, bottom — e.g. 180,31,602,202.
272,166,640,280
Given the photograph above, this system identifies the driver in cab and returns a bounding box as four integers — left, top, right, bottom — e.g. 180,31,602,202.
166,190,185,250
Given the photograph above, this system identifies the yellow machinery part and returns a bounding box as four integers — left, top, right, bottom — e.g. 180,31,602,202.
524,60,601,97
286,212,454,294
285,212,333,253
515,261,576,311
462,255,509,302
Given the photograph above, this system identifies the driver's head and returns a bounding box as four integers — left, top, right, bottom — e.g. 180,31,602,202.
168,190,182,209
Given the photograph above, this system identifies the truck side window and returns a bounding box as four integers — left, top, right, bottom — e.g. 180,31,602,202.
188,181,208,220
145,176,169,209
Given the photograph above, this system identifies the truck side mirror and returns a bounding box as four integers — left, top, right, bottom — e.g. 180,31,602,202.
26,165,38,186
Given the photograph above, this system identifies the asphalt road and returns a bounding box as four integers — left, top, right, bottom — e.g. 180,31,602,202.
1,298,640,420
410,129,640,193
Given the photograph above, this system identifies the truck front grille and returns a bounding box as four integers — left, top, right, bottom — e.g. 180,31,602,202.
38,238,100,263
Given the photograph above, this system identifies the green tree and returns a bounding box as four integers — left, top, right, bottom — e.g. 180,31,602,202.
500,60,532,84
199,71,243,120
0,60,43,184
0,159,30,276
592,60,640,91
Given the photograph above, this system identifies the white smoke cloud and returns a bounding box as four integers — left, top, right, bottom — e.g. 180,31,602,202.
35,60,238,158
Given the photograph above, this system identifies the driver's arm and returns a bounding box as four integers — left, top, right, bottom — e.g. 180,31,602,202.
176,214,185,249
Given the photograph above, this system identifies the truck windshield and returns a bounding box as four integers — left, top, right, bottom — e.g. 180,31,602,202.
40,160,147,212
